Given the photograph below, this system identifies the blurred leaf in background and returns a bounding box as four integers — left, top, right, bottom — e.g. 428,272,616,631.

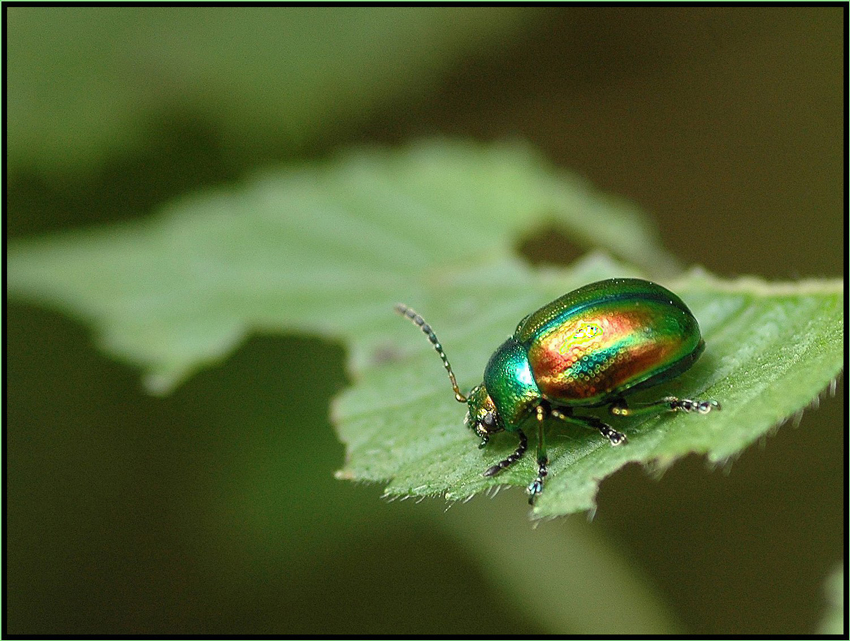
7,7,532,177
6,5,844,636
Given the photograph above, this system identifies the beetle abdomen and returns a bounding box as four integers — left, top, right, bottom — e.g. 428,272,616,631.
520,280,704,406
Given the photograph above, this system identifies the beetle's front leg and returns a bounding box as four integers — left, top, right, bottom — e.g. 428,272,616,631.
482,429,528,477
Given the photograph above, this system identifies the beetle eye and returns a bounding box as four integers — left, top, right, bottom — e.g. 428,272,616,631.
482,413,495,428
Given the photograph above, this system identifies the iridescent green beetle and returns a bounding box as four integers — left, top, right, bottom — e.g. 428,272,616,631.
396,278,720,504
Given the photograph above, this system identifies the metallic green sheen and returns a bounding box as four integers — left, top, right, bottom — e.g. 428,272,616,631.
515,278,694,342
483,338,540,431
481,278,705,431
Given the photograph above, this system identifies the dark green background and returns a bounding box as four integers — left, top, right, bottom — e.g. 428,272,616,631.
7,7,844,634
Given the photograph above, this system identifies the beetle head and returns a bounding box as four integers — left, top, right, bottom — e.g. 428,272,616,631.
464,384,502,441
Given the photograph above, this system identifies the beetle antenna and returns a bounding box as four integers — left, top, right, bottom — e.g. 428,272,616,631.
395,304,467,403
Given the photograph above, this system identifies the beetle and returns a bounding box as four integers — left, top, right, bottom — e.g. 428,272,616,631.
396,278,720,504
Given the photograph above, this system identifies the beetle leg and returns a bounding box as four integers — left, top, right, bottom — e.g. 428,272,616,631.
482,429,528,477
610,396,721,417
527,407,549,504
551,407,627,446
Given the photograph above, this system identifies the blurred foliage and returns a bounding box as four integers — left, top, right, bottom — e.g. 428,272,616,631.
6,6,844,636
7,7,531,177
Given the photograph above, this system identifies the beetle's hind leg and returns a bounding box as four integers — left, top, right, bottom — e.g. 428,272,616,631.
609,396,721,417
550,406,627,446
482,429,528,478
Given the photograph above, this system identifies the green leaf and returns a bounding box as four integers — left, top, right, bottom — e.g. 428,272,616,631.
336,263,842,519
8,140,675,392
8,7,532,176
8,140,843,519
